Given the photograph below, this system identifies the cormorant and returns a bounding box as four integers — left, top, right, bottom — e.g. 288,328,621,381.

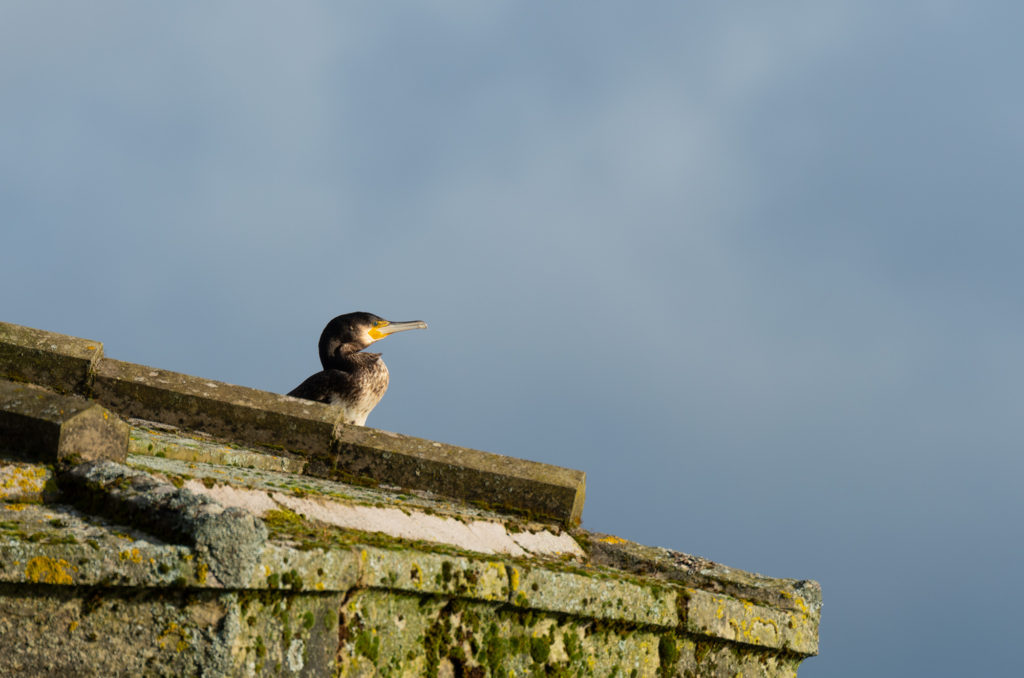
287,312,427,425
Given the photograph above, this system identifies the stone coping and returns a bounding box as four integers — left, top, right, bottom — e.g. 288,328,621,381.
0,321,585,525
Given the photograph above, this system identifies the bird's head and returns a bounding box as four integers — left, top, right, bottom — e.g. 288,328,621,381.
318,312,428,367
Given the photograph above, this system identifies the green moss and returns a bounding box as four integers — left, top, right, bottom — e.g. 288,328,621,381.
658,635,681,678
564,629,583,663
355,630,380,662
483,622,509,676
302,611,315,629
529,635,551,664
281,568,304,591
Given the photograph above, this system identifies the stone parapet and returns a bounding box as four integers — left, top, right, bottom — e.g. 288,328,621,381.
91,358,340,458
0,322,102,394
0,321,585,525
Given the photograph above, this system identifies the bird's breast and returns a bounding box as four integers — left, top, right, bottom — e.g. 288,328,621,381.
341,356,389,426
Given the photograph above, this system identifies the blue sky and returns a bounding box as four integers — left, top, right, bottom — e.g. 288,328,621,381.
3,3,1023,675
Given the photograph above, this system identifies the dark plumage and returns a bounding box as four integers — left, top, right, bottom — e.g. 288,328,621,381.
287,312,427,425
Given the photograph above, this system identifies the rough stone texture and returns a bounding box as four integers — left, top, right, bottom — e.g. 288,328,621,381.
359,546,511,601
336,589,669,677
311,424,586,525
92,358,343,456
510,564,680,627
0,480,821,677
0,584,240,678
0,380,128,464
585,530,823,619
684,587,818,656
0,462,58,503
130,424,305,474
0,321,102,395
231,590,345,676
58,460,267,588
665,636,802,678
126,443,584,560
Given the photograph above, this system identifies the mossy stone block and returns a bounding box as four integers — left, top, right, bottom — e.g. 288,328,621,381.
510,564,680,628
0,321,102,394
92,358,343,456
0,380,128,464
308,425,586,526
359,546,509,601
683,587,819,656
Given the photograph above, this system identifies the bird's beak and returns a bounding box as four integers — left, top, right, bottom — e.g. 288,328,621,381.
369,320,428,341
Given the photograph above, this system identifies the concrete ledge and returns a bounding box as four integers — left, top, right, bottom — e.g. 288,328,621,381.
92,358,342,456
314,426,586,526
0,380,128,465
0,321,102,394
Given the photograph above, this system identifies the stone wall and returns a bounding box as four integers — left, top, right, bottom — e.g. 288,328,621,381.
0,321,820,676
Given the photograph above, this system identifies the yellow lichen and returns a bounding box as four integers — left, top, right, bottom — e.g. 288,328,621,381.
597,535,627,544
25,556,73,584
119,548,143,564
158,622,190,652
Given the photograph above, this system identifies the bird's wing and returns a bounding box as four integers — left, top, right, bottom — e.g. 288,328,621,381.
287,369,354,404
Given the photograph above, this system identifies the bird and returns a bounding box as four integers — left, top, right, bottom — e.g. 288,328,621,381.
287,312,427,425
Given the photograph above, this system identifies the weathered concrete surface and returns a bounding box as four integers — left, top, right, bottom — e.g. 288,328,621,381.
0,476,820,677
0,584,241,678
0,462,57,503
684,587,818,656
58,460,267,588
584,530,822,623
0,380,128,464
127,438,584,559
319,424,586,526
336,590,670,677
92,358,343,457
130,424,305,474
510,564,680,627
0,321,102,395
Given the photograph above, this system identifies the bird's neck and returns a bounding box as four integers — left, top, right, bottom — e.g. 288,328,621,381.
320,344,381,370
